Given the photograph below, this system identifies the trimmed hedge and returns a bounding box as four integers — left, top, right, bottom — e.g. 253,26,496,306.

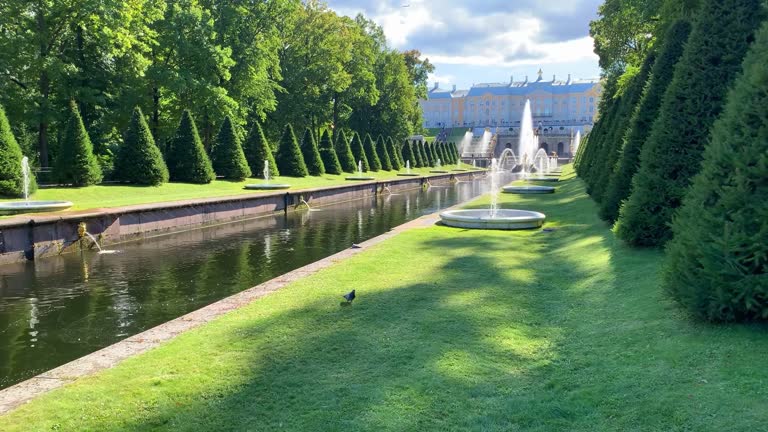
56,100,103,186
349,132,369,172
386,137,402,170
616,0,766,247
167,110,215,184
244,120,279,179
375,135,392,171
300,128,325,176
599,20,692,223
114,106,169,185
0,104,36,197
334,130,356,173
663,21,768,321
275,124,309,177
363,133,381,171
212,116,251,180
319,130,342,175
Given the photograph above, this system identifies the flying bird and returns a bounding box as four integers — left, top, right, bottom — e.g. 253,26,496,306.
343,290,356,303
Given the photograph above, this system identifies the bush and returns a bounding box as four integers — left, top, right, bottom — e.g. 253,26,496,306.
616,0,766,247
412,140,424,168
275,124,309,177
418,141,428,167
212,116,251,180
375,135,392,171
575,73,621,181
114,106,169,186
300,128,325,176
437,142,449,166
663,21,768,321
349,132,369,172
386,137,402,170
244,121,279,179
166,110,215,184
401,140,417,169
334,129,356,173
423,141,435,166
0,104,37,197
599,20,692,223
56,100,103,186
363,133,381,171
318,130,342,175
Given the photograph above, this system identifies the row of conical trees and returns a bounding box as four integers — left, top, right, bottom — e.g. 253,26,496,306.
575,0,768,322
0,101,461,195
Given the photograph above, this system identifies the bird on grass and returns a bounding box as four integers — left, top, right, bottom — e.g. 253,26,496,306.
342,290,356,303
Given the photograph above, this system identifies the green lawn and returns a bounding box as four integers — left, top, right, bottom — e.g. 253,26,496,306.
2,165,767,431
0,164,476,214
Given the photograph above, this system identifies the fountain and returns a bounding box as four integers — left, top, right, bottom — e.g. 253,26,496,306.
526,149,559,183
244,161,291,190
572,130,582,157
346,160,375,181
430,158,449,173
501,101,556,194
83,231,119,254
397,160,420,176
452,156,467,172
440,158,546,230
0,157,73,215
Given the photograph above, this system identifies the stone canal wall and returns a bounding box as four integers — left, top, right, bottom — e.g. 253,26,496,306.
0,172,479,264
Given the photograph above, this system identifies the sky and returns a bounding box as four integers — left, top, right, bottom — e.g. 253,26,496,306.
327,0,603,90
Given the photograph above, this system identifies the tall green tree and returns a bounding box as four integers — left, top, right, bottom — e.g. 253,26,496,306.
589,0,662,71
616,0,766,247
300,128,325,176
386,137,402,170
375,135,392,171
663,21,768,321
363,133,381,171
167,110,215,184
56,101,103,186
401,140,417,169
349,132,368,172
318,130,342,175
212,116,251,180
275,124,308,177
334,129,356,173
0,104,36,197
411,140,424,168
244,121,279,178
114,107,169,186
424,141,435,166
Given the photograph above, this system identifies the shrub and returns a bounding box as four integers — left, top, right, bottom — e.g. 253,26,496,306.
212,116,251,180
318,130,342,175
412,140,424,168
386,137,402,170
244,121,279,179
363,133,381,171
423,141,435,166
401,140,417,169
375,135,392,171
300,128,325,176
56,100,103,186
275,124,308,177
0,104,36,197
437,142,449,166
663,21,768,321
599,20,692,223
114,107,169,185
349,132,369,172
616,0,766,247
333,129,356,173
166,110,215,184
418,141,428,167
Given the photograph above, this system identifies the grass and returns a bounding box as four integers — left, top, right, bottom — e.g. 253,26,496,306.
2,165,767,431
0,164,476,214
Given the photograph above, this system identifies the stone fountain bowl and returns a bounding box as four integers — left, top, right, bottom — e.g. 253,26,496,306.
346,176,375,181
396,173,421,177
502,185,555,194
0,201,73,215
244,184,291,190
439,209,545,230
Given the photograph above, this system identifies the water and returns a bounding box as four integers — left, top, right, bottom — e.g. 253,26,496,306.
436,158,442,169
406,160,411,174
358,160,363,175
572,131,582,156
21,157,30,204
489,158,499,218
263,160,270,184
84,232,103,252
533,149,550,174
459,131,473,156
0,179,505,389
519,100,537,178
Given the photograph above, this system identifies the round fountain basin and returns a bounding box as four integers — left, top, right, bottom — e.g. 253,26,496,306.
452,169,468,172
502,185,555,194
346,176,375,181
528,177,560,182
439,209,545,230
0,201,73,215
244,184,291,190
396,173,421,177
430,170,449,173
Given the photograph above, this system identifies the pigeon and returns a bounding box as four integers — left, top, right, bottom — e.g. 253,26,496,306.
351,244,362,249
342,290,356,303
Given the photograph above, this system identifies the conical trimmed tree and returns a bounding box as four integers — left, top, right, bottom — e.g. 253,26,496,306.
663,21,768,321
318,130,342,175
167,110,215,184
599,20,692,223
402,140,417,169
300,128,325,176
114,106,169,185
386,137,402,170
424,141,435,166
212,116,251,180
616,0,766,247
244,121,279,179
436,142,448,166
275,124,308,177
334,129,356,173
375,135,392,171
418,141,429,167
56,100,103,186
363,134,381,171
412,140,424,168
0,104,36,197
349,132,369,172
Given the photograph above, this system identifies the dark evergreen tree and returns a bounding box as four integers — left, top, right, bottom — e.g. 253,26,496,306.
56,100,103,186
412,140,424,167
363,133,381,171
167,110,215,184
437,142,449,166
386,137,402,170
418,141,429,167
333,130,356,173
349,132,369,172
275,124,308,177
663,21,768,321
244,121,279,179
599,21,692,223
212,116,251,180
575,72,621,181
114,107,169,185
318,130,342,175
375,135,392,170
0,104,36,197
300,128,325,176
402,140,417,169
616,0,766,247
421,141,434,166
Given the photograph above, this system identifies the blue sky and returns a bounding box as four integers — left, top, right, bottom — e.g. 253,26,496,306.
327,0,602,90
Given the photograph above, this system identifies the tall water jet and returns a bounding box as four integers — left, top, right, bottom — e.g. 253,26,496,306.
519,100,538,178
0,157,73,214
489,158,499,218
21,156,30,203
480,130,492,153
397,160,420,176
459,131,473,156
572,130,582,156
346,160,375,181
